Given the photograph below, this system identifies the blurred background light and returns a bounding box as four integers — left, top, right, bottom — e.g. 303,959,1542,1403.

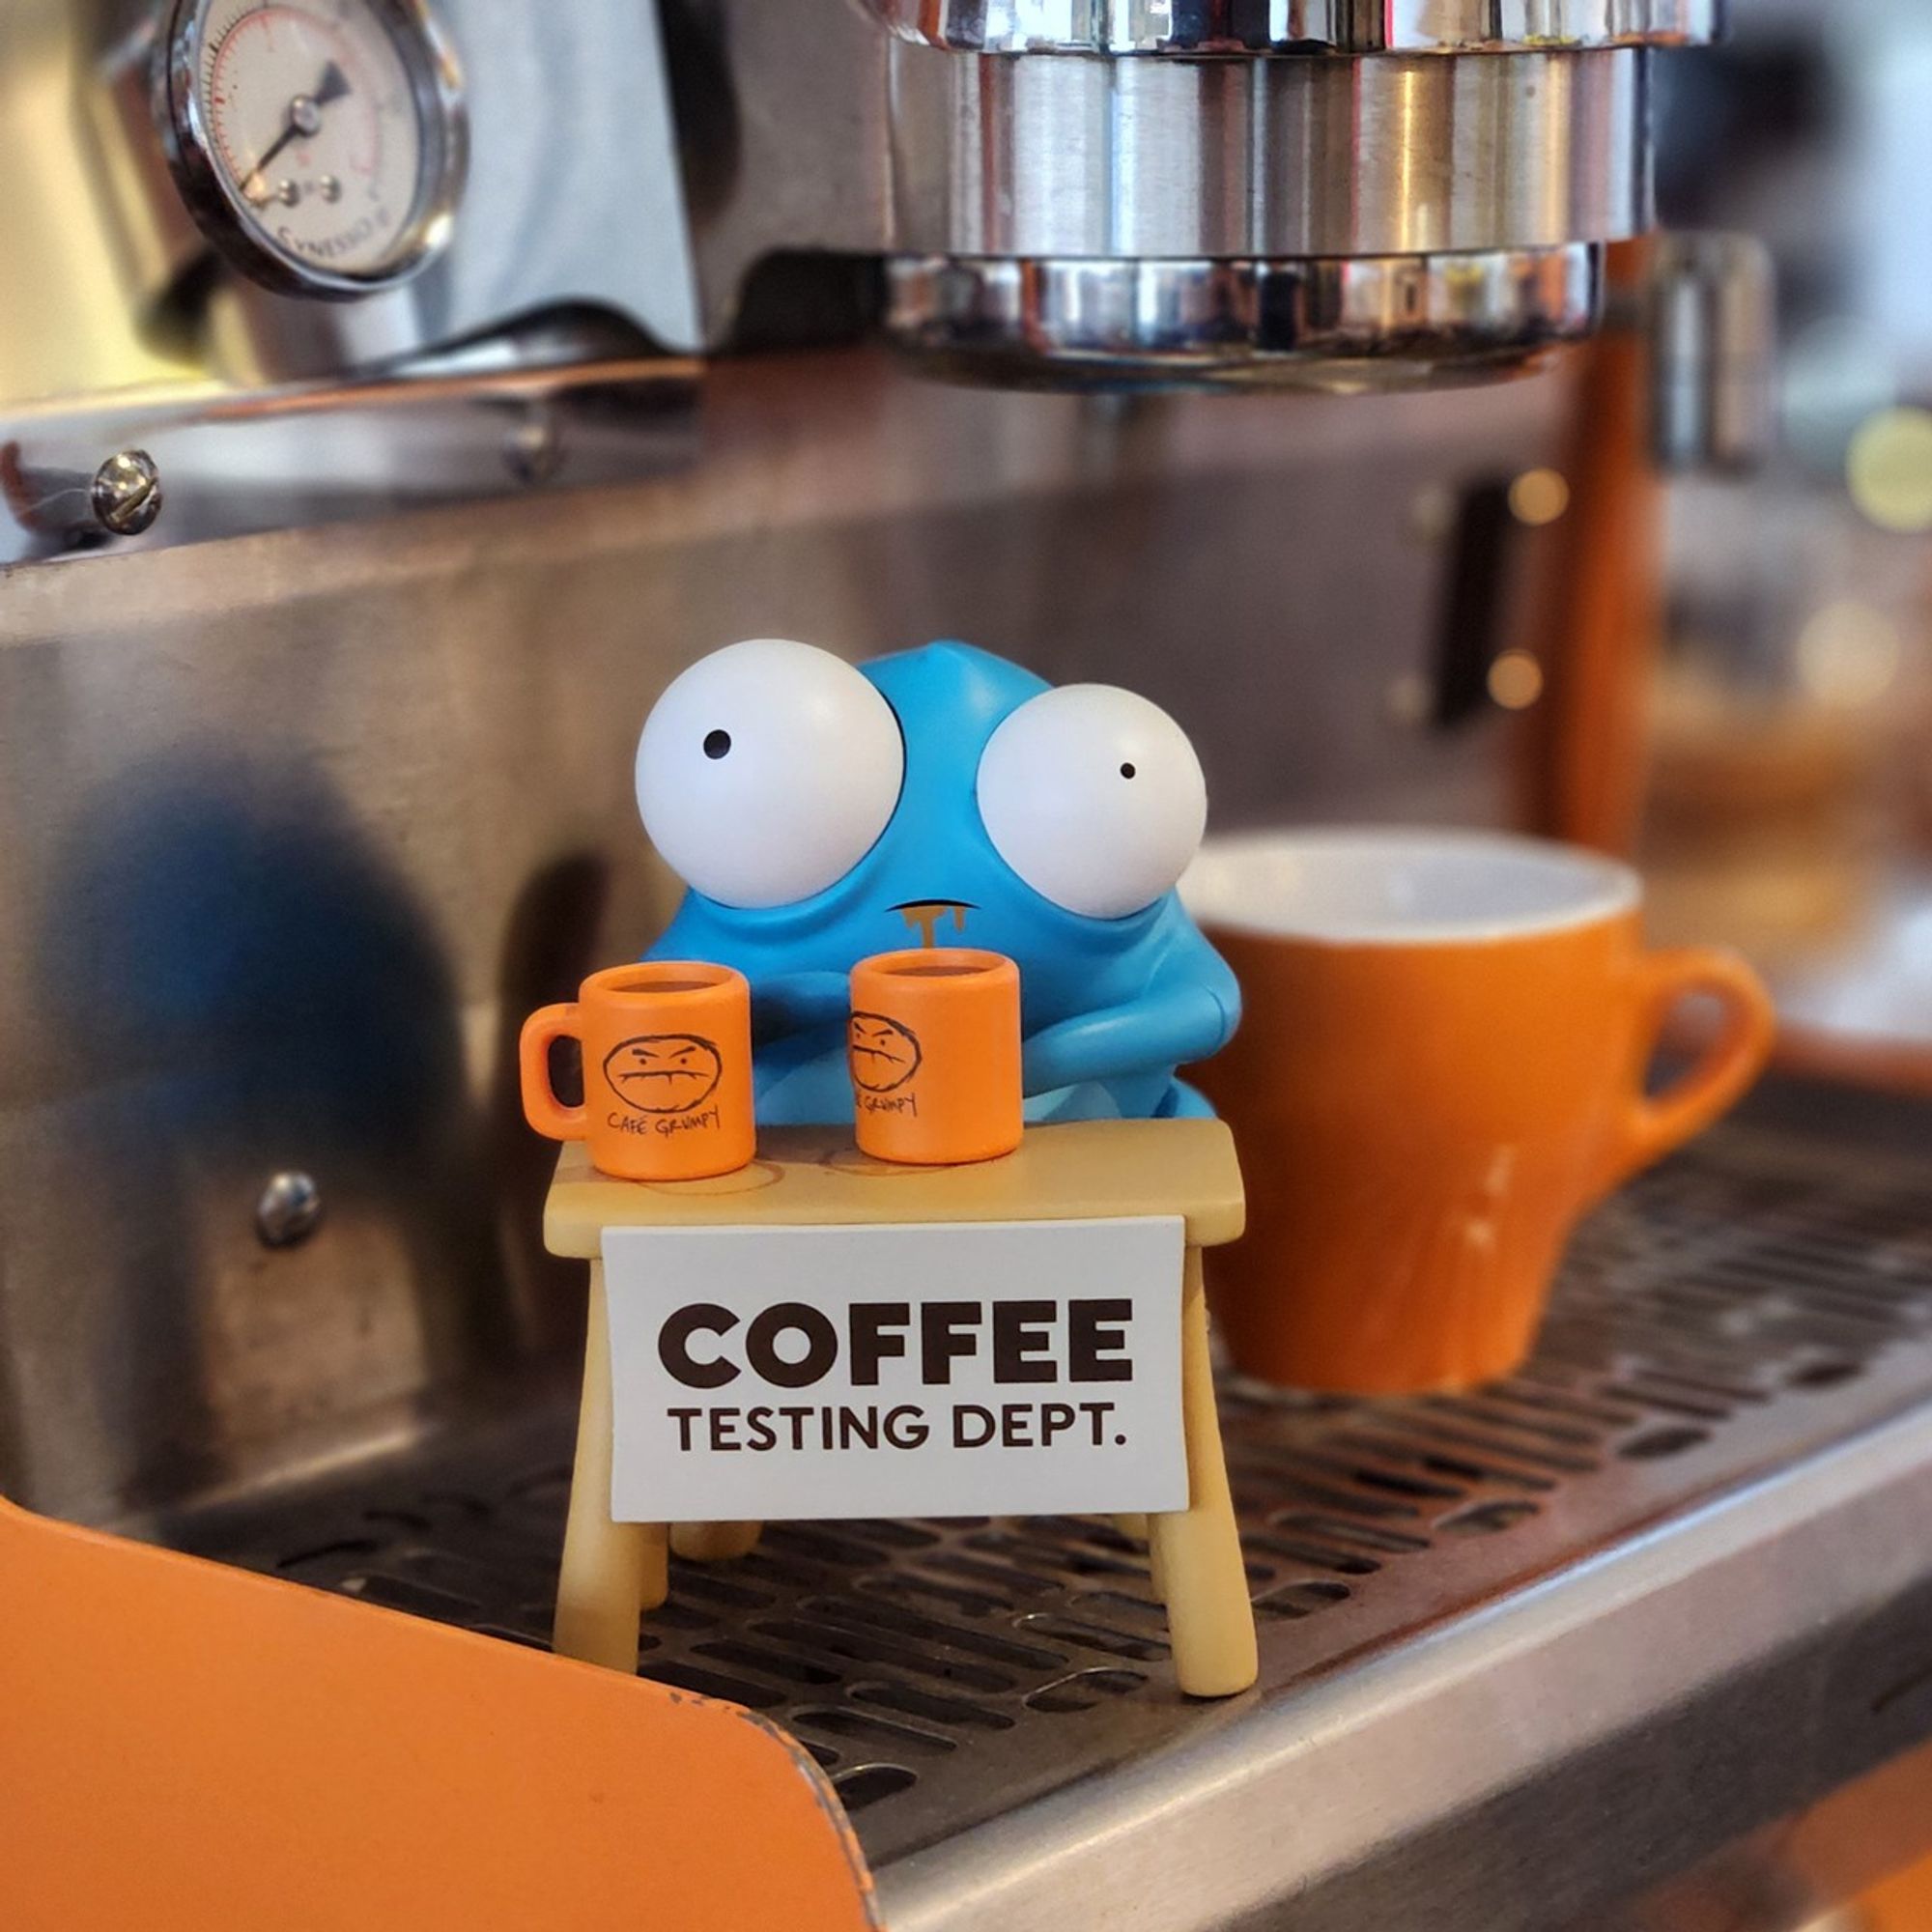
1507,469,1571,527
1488,651,1546,711
1847,405,1932,533
1796,599,1903,706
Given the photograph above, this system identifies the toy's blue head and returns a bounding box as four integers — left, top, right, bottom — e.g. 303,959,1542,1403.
636,639,1214,1015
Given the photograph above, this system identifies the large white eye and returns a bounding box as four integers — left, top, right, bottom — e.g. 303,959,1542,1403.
637,639,903,908
977,685,1208,919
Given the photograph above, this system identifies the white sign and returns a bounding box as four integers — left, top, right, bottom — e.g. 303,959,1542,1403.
602,1218,1187,1522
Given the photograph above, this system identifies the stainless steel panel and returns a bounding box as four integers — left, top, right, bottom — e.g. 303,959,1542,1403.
0,351,1557,1526
162,1090,1932,1930
674,0,900,341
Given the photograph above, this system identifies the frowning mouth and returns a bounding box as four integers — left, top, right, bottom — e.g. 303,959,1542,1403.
848,1012,923,1094
603,1034,724,1116
893,899,976,946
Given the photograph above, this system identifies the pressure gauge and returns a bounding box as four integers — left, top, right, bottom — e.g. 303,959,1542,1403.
159,0,467,298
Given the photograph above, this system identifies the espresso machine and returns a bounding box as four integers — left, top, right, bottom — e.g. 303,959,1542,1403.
4,5,1931,1928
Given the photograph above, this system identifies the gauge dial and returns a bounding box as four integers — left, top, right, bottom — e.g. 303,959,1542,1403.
163,0,465,296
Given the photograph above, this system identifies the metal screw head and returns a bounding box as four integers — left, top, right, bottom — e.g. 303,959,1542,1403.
92,450,163,537
256,1172,324,1250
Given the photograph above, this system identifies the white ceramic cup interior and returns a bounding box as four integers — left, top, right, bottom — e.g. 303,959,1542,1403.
1180,828,1641,946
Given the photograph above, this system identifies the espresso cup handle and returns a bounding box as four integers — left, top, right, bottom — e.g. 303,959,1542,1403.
520,1003,589,1143
1604,948,1776,1190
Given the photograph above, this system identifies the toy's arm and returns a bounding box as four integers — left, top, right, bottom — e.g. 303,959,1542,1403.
750,970,850,1044
1022,981,1236,1095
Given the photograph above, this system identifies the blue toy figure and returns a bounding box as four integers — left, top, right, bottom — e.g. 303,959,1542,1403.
634,639,1238,1125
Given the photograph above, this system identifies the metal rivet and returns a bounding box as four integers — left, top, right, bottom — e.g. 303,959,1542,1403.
256,1172,324,1249
92,450,163,537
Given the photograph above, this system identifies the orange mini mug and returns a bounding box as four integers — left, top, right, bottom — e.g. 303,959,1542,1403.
1184,830,1777,1394
521,962,756,1181
848,949,1023,1165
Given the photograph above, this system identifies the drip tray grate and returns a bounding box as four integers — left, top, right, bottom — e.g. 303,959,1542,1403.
164,1089,1932,1919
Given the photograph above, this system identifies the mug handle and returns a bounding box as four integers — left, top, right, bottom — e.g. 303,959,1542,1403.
1601,948,1776,1192
520,1004,589,1143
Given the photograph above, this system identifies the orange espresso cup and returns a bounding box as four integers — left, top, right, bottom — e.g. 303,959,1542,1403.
848,949,1023,1165
1184,831,1777,1393
521,961,755,1181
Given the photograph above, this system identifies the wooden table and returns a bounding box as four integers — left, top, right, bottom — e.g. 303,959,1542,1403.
543,1119,1257,1698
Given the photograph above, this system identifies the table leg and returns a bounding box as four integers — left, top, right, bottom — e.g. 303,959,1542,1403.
672,1522,762,1561
553,1262,666,1671
1110,1515,1164,1600
1148,1249,1258,1698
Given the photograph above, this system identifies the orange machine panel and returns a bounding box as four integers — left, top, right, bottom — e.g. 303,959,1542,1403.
0,1494,876,1931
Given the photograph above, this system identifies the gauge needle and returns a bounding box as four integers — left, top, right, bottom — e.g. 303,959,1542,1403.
241,61,353,200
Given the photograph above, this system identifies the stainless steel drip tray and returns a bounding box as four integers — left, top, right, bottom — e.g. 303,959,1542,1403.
155,1086,1932,1930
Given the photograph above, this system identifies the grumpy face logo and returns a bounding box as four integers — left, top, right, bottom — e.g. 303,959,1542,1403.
847,1011,922,1094
603,1034,724,1115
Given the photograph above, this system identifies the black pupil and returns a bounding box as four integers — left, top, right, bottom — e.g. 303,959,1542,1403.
1120,762,1137,780
704,729,732,760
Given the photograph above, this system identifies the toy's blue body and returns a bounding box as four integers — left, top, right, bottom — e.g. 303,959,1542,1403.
647,642,1238,1124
